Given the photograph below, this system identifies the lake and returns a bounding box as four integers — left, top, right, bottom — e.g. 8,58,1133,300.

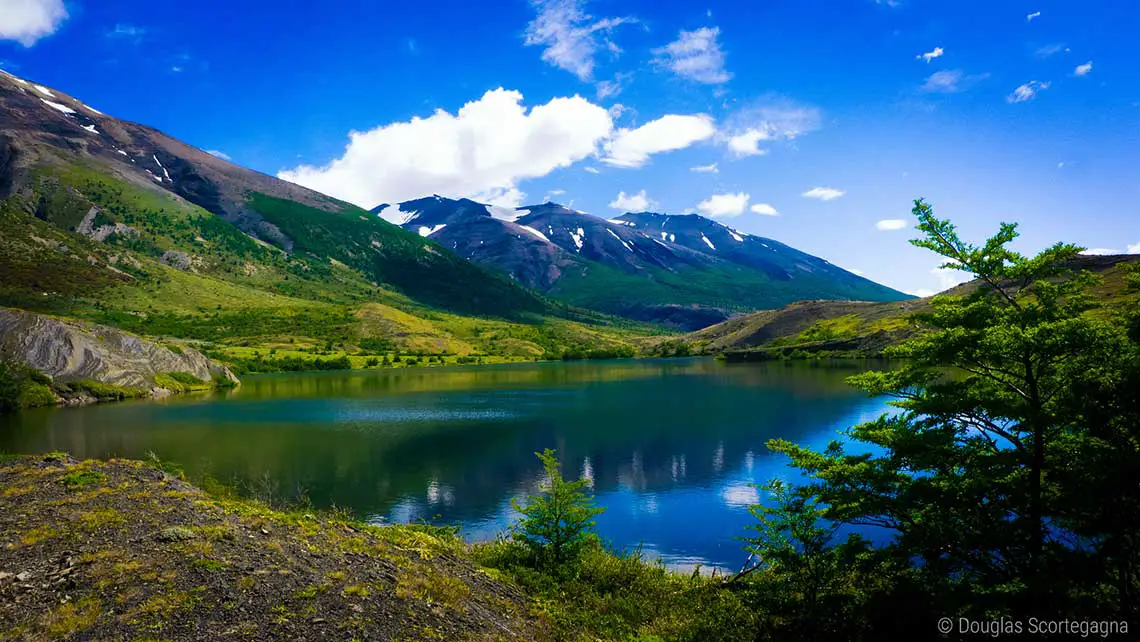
0,358,894,572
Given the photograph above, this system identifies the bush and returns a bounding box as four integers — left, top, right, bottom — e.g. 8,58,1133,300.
0,362,57,411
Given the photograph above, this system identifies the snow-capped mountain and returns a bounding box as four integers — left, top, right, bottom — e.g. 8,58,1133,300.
377,196,910,328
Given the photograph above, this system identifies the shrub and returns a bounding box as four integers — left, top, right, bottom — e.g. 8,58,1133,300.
511,449,604,568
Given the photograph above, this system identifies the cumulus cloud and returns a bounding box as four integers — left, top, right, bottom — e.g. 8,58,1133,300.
802,187,845,201
917,46,944,63
602,114,716,168
721,100,822,157
524,0,634,81
750,203,779,216
206,150,232,161
1128,243,1140,254
279,88,613,208
1074,61,1093,76
651,27,731,84
690,163,718,173
0,0,67,46
697,192,750,218
876,219,908,231
609,189,654,211
1007,80,1050,103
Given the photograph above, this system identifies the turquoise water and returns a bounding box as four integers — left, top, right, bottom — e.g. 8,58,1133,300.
0,358,893,571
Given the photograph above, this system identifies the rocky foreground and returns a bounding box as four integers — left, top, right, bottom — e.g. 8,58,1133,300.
0,454,546,641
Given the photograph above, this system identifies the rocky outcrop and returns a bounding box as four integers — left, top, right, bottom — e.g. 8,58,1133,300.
0,307,238,390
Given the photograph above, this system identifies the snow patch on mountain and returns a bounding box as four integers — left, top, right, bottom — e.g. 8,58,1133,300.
701,234,716,251
606,228,634,252
376,204,421,225
32,84,55,98
40,99,76,115
82,125,98,134
520,225,551,243
418,224,446,237
728,229,744,242
569,227,585,251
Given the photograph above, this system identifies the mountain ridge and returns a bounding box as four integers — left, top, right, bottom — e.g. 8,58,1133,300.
377,194,911,329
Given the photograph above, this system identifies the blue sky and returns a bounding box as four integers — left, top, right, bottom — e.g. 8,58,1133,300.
2,0,1137,296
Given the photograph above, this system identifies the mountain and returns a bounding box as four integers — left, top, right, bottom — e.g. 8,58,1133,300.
379,196,911,329
678,254,1140,358
0,71,649,365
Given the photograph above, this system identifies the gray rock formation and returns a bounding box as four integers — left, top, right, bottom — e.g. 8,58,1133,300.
0,308,237,389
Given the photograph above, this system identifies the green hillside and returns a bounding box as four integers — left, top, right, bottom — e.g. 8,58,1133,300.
0,161,658,371
677,254,1140,359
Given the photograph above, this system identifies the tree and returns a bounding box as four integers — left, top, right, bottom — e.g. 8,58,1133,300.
767,199,1136,620
512,449,604,567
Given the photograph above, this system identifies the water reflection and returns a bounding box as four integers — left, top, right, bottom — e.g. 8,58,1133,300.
0,358,894,569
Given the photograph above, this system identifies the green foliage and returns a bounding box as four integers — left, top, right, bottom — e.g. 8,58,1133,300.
71,379,148,401
764,199,1140,633
475,538,755,641
0,362,57,411
222,353,353,375
511,449,604,567
245,193,547,319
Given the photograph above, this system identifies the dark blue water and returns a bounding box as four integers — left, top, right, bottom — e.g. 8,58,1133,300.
0,358,895,571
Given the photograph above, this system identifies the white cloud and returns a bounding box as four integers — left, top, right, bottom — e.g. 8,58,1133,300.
690,162,719,173
1035,43,1067,58
206,150,232,161
721,101,822,157
845,267,866,276
107,24,146,41
609,189,654,211
697,192,750,218
1081,248,1120,256
1074,61,1093,77
524,0,634,81
750,203,779,216
917,46,944,63
0,0,67,46
920,69,989,94
1027,11,1041,22
932,266,970,290
911,266,971,296
602,113,716,168
1007,80,1050,103
651,27,731,84
1128,243,1140,254
921,70,962,93
802,187,845,201
583,166,601,174
876,219,908,231
279,88,612,208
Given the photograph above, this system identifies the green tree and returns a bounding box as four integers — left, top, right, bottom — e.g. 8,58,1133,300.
512,449,604,567
767,199,1136,621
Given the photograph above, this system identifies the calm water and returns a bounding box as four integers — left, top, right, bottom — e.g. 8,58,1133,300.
0,358,893,571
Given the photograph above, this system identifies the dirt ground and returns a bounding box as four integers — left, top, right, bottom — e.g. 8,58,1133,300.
0,454,547,641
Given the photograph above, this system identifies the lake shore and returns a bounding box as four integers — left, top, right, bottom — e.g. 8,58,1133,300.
0,453,751,641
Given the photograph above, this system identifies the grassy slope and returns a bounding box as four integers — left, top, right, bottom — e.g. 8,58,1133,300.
681,255,1140,358
0,162,664,369
548,254,906,316
0,454,543,641
0,454,754,642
